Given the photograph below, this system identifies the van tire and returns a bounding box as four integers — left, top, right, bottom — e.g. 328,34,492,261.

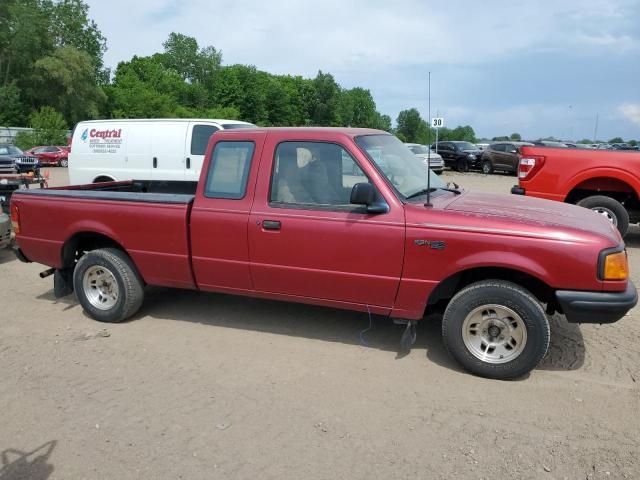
577,195,629,237
73,248,144,323
442,280,550,379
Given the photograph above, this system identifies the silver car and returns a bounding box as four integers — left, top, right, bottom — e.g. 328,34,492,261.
405,143,445,173
0,213,11,249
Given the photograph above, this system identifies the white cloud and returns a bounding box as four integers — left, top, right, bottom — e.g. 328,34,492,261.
619,104,640,126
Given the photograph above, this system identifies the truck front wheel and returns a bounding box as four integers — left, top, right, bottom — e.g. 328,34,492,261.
577,195,629,237
73,248,144,323
442,280,550,379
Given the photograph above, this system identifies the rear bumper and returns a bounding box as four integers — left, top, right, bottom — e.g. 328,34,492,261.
511,185,525,195
556,281,637,324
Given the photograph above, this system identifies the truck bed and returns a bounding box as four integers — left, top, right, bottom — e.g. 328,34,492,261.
12,180,198,289
15,180,198,204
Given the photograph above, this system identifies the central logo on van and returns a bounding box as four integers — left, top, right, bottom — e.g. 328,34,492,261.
89,128,122,139
81,128,88,141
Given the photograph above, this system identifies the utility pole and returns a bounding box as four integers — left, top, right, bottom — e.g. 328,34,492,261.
593,113,599,143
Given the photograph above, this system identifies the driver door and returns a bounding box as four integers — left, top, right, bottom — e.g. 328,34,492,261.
248,139,405,308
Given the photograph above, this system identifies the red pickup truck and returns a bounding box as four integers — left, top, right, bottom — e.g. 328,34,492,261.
512,146,640,236
11,128,637,379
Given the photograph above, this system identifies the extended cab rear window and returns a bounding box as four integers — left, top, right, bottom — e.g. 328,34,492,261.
204,141,255,199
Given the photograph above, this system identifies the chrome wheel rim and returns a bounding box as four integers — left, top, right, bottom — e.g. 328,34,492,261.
461,304,527,364
83,265,119,310
482,162,491,174
60,159,68,167
591,207,617,226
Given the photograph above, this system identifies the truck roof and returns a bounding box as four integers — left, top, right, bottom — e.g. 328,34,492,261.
214,127,388,137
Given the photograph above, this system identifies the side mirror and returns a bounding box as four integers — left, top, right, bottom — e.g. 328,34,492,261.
509,148,518,154
350,182,375,205
350,183,389,214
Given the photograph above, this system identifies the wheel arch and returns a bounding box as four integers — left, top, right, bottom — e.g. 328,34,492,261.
564,171,640,204
426,266,556,315
61,231,128,268
93,175,116,183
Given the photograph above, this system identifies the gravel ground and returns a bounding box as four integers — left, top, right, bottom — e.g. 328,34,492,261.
1,167,639,479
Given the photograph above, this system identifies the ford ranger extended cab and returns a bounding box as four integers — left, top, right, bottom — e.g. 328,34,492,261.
512,146,640,237
11,128,637,379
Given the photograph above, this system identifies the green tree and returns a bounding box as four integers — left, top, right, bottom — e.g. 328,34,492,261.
34,46,106,124
0,81,26,125
608,137,624,143
629,140,638,147
492,136,509,141
510,132,521,141
312,71,341,126
396,108,427,143
15,106,68,149
577,138,593,144
50,0,107,79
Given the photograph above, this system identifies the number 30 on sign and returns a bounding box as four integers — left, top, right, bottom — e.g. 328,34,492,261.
431,117,444,128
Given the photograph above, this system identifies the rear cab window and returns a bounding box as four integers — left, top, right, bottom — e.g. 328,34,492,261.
204,141,255,199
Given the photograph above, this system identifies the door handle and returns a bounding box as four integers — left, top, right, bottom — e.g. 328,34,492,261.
153,157,158,168
186,157,191,169
262,220,281,230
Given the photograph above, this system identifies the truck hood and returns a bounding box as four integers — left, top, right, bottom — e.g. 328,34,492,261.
444,191,620,241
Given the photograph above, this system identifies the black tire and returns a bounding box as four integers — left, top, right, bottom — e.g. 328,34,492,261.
456,158,469,173
577,195,629,237
59,158,68,168
481,160,493,174
442,280,550,379
73,248,144,323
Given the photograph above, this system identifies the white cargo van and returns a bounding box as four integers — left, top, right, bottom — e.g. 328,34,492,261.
68,119,255,184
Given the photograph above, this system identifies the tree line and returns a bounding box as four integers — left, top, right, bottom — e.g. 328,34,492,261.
1,0,637,149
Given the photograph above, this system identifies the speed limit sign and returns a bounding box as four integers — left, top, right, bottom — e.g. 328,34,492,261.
431,117,444,128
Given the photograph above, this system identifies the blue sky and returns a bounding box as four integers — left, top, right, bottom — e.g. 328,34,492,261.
87,0,640,141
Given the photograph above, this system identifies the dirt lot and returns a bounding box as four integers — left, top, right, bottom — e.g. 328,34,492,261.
1,168,639,479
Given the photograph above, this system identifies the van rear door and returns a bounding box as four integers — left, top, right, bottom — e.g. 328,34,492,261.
151,122,189,181
185,122,220,182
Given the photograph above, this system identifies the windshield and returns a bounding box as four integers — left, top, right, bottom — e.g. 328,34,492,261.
455,142,477,151
409,145,429,154
355,134,447,200
0,145,22,155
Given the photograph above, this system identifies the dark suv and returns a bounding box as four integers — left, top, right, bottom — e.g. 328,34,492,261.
432,141,482,172
0,145,39,173
481,141,533,174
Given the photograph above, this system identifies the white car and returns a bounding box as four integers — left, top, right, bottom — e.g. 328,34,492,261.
404,143,444,173
68,118,256,184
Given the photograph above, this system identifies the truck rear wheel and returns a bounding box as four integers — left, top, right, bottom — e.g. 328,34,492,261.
577,195,629,237
73,248,144,323
442,280,550,379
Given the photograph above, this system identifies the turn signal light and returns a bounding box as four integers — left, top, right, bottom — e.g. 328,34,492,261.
603,251,628,280
10,203,20,234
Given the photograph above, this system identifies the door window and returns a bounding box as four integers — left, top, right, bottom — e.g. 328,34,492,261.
204,141,255,199
191,125,220,156
492,144,506,152
269,142,370,209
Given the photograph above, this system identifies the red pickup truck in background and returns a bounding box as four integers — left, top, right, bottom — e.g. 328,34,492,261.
11,128,637,379
512,146,640,236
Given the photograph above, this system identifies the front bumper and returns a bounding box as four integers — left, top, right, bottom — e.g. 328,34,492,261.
511,185,525,195
556,280,637,324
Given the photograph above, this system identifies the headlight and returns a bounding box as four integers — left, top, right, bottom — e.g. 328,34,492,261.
600,250,628,280
468,154,477,159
